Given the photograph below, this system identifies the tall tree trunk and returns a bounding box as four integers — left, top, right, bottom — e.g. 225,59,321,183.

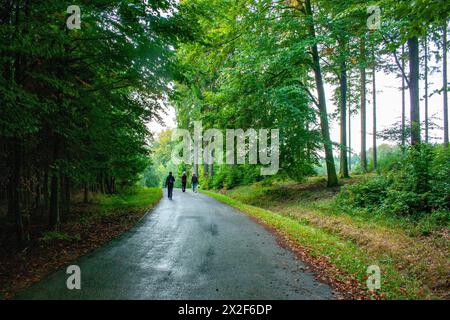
49,173,59,230
99,172,105,193
49,136,60,230
104,174,112,194
33,171,41,209
408,36,421,145
65,177,70,215
401,44,406,149
83,182,89,203
443,19,449,147
43,168,49,209
8,0,25,247
7,140,25,247
305,0,338,187
203,163,208,177
209,148,214,177
203,142,209,178
59,173,65,221
339,44,349,178
60,174,70,222
6,165,14,222
193,142,199,176
424,35,429,143
348,83,352,171
209,164,214,177
360,39,367,172
372,50,377,170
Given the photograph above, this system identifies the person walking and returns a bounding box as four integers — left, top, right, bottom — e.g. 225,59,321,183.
181,171,187,192
191,173,199,193
165,172,175,199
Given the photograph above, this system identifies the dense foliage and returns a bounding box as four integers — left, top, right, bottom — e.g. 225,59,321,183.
336,145,450,225
172,0,321,184
0,1,177,246
170,0,449,189
2,0,449,246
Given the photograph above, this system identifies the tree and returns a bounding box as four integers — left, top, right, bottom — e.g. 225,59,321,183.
348,81,352,172
173,0,323,185
380,0,450,145
443,19,449,147
409,36,421,145
303,0,338,187
0,0,177,246
360,38,368,172
423,33,429,143
402,44,406,148
372,45,378,170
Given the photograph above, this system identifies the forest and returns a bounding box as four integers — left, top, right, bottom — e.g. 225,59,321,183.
169,0,449,185
0,0,179,245
0,0,182,298
0,0,449,300
160,0,450,299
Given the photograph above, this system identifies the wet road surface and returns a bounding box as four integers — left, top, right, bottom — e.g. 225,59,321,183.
17,189,335,299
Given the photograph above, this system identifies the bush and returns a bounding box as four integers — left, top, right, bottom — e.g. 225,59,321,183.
416,210,450,235
381,190,424,216
392,143,433,195
211,167,226,190
365,144,403,173
336,175,390,209
335,144,450,222
375,146,403,173
224,166,241,189
241,165,260,185
430,146,450,210
203,164,263,190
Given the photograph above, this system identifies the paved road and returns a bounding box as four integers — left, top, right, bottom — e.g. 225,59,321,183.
17,189,334,300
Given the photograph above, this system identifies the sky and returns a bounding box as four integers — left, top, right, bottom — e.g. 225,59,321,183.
148,46,448,157
327,48,447,155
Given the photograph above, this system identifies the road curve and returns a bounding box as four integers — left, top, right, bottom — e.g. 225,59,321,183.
16,189,335,300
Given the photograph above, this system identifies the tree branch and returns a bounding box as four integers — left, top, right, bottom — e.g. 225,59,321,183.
382,34,410,87
298,80,319,107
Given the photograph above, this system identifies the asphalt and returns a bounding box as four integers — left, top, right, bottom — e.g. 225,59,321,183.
16,188,335,300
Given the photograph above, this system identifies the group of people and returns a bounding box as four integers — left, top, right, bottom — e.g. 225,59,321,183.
165,171,199,200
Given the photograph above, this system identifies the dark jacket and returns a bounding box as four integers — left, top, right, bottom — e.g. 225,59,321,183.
181,175,187,184
166,175,175,187
191,176,198,184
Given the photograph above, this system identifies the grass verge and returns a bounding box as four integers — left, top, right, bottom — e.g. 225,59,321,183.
203,188,434,300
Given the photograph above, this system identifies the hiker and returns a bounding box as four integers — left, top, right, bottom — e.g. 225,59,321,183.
191,173,199,193
165,172,175,199
181,171,187,192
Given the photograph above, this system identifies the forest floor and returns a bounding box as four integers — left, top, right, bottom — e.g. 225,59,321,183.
0,187,162,300
204,176,449,300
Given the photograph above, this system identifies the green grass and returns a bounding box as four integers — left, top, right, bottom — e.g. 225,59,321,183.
40,230,81,242
224,177,447,236
0,187,164,300
77,187,163,225
203,189,428,299
206,178,449,299
96,187,162,212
